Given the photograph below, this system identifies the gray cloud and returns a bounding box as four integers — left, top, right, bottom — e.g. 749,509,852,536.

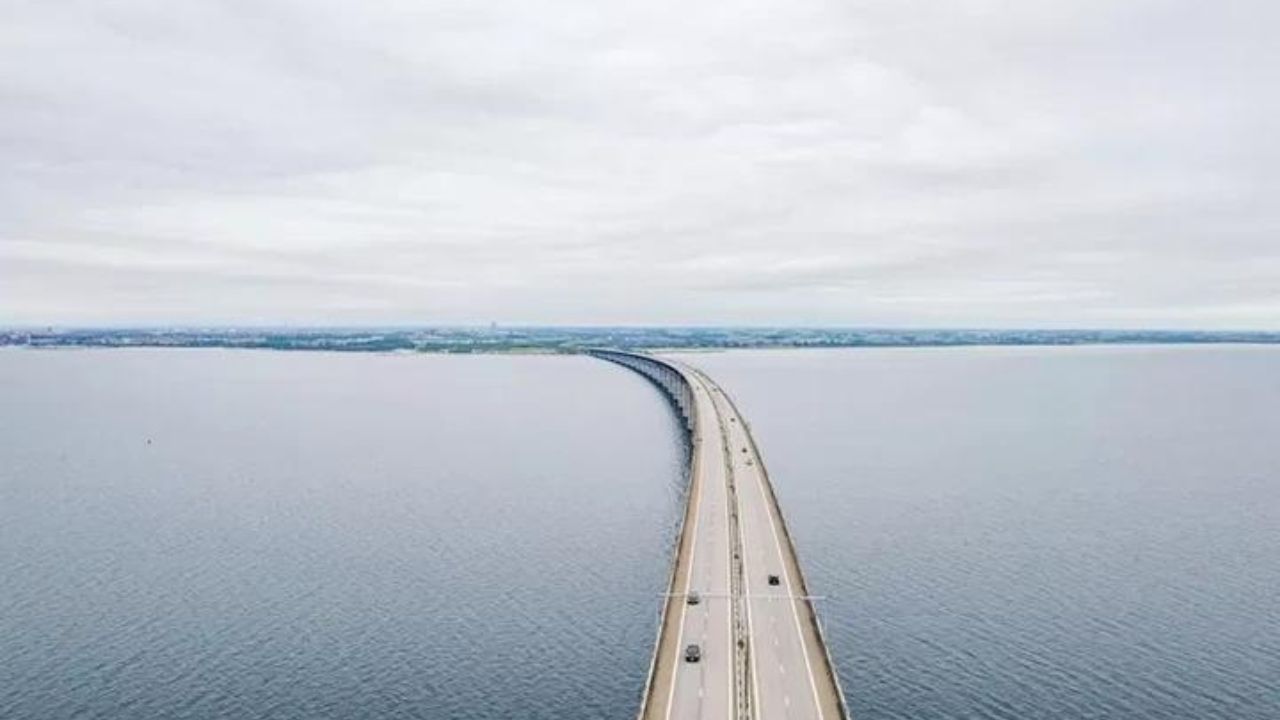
2,0,1278,327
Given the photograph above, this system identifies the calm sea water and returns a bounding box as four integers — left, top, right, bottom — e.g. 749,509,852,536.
0,349,683,720
696,345,1280,720
3,346,1278,719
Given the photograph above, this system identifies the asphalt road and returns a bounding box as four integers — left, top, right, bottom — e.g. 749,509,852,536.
646,359,844,720
661,371,735,720
705,373,838,720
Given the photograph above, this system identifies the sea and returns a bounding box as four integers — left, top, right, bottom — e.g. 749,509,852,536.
2,345,1277,719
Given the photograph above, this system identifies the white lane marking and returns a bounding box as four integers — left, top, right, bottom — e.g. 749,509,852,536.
725,501,734,719
742,426,826,720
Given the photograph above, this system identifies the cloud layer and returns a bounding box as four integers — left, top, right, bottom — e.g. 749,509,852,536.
3,0,1278,327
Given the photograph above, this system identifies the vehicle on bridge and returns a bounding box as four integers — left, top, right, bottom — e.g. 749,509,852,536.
687,591,701,605
768,574,781,586
684,644,701,663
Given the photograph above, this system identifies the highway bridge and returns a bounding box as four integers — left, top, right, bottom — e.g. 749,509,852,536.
591,350,849,720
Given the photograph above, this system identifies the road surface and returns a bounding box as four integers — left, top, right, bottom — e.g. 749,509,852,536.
637,356,847,720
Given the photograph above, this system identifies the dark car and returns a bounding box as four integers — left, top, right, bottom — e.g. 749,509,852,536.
685,644,702,663
767,574,781,586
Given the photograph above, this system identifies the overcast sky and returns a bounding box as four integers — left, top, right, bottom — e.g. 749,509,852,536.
2,1,1277,327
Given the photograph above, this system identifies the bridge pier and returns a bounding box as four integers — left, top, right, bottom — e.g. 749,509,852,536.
589,349,694,433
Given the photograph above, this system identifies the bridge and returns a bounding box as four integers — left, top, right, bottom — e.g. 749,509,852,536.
591,350,849,720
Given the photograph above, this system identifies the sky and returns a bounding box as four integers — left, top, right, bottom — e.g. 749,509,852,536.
2,0,1278,328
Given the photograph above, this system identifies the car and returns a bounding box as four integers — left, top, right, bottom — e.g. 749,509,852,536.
687,591,701,605
685,644,702,663
767,574,781,586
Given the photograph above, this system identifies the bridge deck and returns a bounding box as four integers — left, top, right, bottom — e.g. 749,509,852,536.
593,350,847,720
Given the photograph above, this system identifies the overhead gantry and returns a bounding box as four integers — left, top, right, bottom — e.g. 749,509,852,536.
589,349,849,720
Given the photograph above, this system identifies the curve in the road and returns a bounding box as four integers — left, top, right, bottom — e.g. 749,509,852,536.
590,350,849,720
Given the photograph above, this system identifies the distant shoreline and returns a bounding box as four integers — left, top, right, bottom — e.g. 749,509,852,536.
4,327,1279,353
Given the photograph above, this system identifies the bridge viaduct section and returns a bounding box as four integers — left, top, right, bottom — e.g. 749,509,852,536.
591,349,695,434
589,349,849,720
590,349,707,718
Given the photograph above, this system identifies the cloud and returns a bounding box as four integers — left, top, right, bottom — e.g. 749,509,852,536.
2,0,1278,327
